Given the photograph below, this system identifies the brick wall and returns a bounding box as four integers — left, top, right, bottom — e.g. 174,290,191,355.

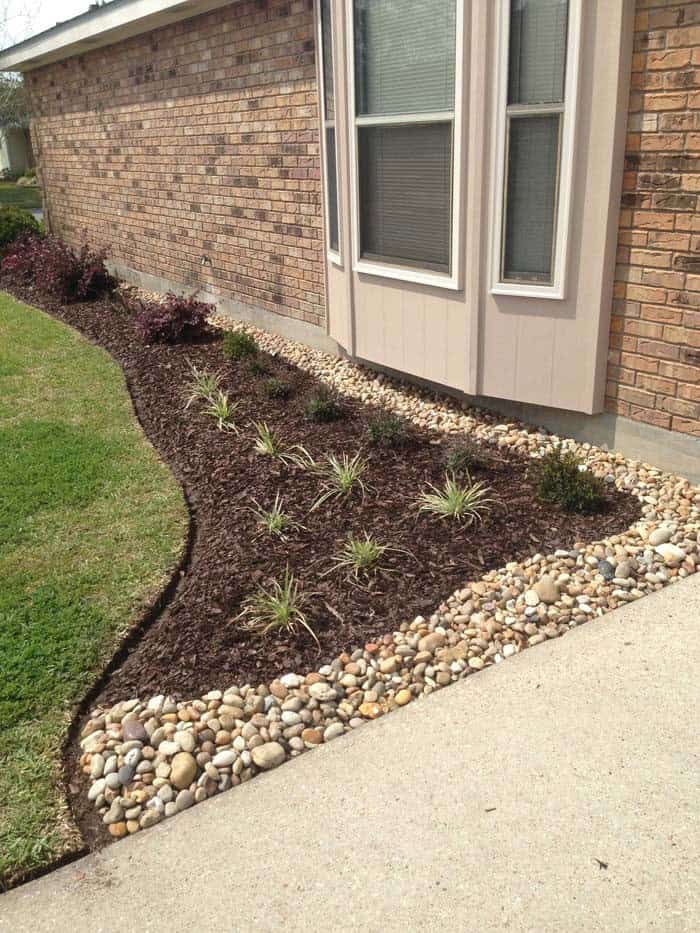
607,0,700,437
27,0,325,328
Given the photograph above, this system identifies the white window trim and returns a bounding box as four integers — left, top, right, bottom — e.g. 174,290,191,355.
346,0,464,291
489,0,582,301
316,0,342,266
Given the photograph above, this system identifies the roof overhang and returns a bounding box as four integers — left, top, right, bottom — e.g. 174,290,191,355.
0,0,238,72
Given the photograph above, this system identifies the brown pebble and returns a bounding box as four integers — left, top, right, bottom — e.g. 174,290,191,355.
269,681,288,700
108,822,128,839
301,728,322,745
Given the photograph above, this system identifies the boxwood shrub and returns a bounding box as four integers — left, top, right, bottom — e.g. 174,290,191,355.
536,445,606,514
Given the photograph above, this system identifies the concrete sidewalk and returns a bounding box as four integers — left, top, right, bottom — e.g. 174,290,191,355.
2,576,698,933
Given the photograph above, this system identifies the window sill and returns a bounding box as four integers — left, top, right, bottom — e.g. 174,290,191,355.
327,250,342,267
491,282,565,301
354,258,460,291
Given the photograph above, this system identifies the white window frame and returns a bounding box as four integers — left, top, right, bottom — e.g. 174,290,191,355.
490,0,582,301
316,0,342,265
346,0,464,291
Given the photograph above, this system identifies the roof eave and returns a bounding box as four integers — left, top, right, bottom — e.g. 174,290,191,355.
0,0,237,72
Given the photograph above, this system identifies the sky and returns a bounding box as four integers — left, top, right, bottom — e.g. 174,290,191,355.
2,0,96,47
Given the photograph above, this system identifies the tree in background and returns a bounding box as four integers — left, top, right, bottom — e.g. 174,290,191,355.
0,0,39,49
0,1,42,174
0,72,27,127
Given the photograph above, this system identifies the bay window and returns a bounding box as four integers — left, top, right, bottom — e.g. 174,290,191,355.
318,0,340,258
493,0,581,298
349,0,462,287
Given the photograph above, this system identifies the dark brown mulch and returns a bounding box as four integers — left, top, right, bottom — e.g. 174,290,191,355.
6,283,641,703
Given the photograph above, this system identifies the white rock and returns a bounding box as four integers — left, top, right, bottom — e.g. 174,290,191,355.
309,682,336,702
323,723,345,741
655,542,685,564
147,695,165,713
212,750,237,768
89,754,105,779
280,674,302,688
251,742,286,770
648,526,673,546
88,778,106,801
175,731,196,753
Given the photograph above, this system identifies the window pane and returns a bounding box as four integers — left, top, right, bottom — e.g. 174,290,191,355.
504,114,560,282
320,0,334,121
354,0,456,116
325,127,339,253
359,123,452,272
508,0,568,105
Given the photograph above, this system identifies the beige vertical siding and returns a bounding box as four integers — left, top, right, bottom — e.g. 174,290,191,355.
480,1,634,414
323,0,635,415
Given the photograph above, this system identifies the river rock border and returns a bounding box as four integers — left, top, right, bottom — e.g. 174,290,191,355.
79,316,699,839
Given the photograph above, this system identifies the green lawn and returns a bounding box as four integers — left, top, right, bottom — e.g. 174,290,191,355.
0,294,187,889
0,181,42,211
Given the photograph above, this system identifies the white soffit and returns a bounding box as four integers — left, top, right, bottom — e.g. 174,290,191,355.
0,0,238,72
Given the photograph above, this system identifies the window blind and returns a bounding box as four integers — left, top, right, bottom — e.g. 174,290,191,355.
508,0,568,105
359,123,452,272
352,0,457,275
354,0,456,116
503,114,560,280
321,0,335,121
326,127,339,253
320,0,339,253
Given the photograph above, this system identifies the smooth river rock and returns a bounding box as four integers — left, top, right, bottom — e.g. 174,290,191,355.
170,752,197,789
251,742,286,770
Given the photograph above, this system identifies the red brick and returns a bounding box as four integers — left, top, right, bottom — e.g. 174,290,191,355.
646,49,692,70
629,406,673,429
635,372,677,395
640,303,684,324
629,248,672,268
671,416,700,434
28,0,325,331
643,92,688,110
608,3,700,437
659,360,700,383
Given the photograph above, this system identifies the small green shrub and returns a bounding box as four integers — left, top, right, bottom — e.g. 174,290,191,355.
247,493,303,540
330,533,389,579
367,414,407,448
0,206,41,255
249,358,271,376
222,330,258,360
417,472,494,525
203,390,239,432
444,438,491,474
536,446,606,514
311,453,370,511
183,362,222,409
264,377,292,400
238,569,318,646
251,421,313,467
304,387,343,423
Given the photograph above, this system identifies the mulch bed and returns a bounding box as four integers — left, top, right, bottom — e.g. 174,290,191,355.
6,283,641,704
